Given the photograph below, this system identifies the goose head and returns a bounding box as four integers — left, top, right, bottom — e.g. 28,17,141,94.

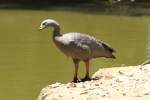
39,19,60,30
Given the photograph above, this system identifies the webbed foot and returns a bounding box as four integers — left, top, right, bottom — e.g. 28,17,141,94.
72,77,80,83
81,76,91,82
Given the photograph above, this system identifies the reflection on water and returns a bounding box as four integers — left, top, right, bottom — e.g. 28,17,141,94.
0,8,149,100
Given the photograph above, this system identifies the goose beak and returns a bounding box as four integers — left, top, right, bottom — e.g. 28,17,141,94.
39,27,43,30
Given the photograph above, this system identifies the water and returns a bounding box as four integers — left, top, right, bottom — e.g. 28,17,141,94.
0,8,150,100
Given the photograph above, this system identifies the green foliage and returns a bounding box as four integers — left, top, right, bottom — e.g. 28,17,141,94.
0,0,149,4
0,0,91,3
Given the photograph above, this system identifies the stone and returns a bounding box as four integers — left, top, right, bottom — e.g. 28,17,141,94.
37,63,150,100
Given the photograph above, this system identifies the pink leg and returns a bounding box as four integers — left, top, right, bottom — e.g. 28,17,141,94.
81,60,91,81
72,59,80,83
85,60,90,78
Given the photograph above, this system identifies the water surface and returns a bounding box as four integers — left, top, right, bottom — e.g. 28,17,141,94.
0,8,150,100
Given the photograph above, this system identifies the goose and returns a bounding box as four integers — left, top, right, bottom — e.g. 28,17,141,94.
39,19,116,83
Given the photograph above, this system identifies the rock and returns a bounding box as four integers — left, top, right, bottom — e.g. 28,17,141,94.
37,63,150,100
50,82,62,88
143,83,150,95
141,59,150,65
66,83,76,88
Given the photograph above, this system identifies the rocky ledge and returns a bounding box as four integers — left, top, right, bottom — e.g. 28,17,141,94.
37,62,150,100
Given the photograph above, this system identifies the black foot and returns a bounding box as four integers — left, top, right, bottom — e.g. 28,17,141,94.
72,77,80,83
81,76,91,82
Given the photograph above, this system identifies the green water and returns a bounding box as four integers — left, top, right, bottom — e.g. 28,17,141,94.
0,8,150,100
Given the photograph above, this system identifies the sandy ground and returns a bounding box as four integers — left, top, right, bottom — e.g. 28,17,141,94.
37,63,150,100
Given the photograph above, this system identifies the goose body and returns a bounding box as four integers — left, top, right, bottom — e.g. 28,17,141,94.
53,32,115,60
39,19,116,82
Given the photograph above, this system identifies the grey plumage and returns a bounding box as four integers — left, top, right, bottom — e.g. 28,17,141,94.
54,32,115,60
39,19,116,82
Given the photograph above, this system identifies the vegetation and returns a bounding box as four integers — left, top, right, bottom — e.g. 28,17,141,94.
0,0,149,4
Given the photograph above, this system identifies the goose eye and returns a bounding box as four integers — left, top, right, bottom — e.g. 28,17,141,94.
43,22,47,25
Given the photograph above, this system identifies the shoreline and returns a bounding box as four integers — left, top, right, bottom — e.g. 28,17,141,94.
0,3,150,16
37,61,150,100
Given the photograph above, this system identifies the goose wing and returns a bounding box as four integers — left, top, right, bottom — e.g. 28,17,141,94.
68,33,115,58
57,32,115,59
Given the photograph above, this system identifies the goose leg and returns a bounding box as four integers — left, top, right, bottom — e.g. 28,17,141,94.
72,59,80,83
81,60,91,82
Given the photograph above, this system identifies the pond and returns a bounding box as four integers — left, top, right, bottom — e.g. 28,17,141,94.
0,7,149,100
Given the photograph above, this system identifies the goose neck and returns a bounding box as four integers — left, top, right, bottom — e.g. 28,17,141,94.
53,26,61,37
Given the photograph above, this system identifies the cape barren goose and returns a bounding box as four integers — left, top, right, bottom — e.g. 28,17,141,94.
39,19,116,83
